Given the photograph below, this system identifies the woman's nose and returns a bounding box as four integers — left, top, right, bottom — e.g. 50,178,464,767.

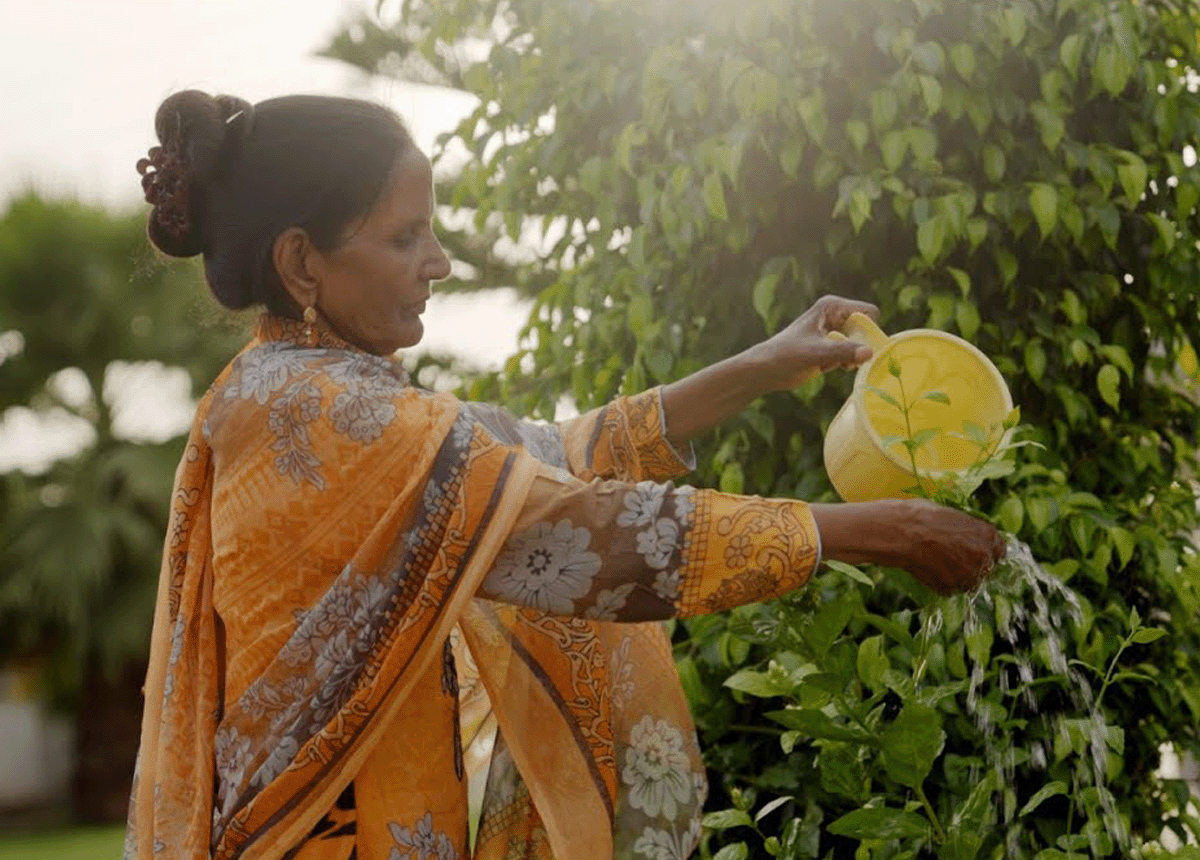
426,237,452,281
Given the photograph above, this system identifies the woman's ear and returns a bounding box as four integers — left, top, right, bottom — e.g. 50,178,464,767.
273,227,322,312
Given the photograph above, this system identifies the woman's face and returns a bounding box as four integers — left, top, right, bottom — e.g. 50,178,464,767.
315,149,451,355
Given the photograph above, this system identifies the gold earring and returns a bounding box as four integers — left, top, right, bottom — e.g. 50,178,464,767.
303,305,317,346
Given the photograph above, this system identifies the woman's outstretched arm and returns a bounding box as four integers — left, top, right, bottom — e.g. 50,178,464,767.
659,294,878,449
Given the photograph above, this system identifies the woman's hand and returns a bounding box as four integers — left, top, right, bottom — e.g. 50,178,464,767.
888,499,1007,595
660,295,879,447
750,295,881,391
812,499,1007,595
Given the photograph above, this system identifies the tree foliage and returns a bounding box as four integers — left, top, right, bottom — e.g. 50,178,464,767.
340,1,1200,854
0,194,244,705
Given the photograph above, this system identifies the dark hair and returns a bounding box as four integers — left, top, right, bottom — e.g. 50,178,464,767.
141,90,414,315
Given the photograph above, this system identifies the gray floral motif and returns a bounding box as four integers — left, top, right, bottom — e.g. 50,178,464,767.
251,734,299,790
325,354,407,443
515,421,568,469
673,486,696,523
460,402,568,469
162,614,187,698
584,583,637,621
652,570,682,602
223,344,307,404
484,519,601,614
213,726,255,792
387,811,460,860
609,636,635,716
621,716,693,819
631,818,702,860
618,482,667,528
636,518,680,570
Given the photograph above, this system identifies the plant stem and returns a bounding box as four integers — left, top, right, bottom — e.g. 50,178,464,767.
915,783,947,843
1094,638,1130,713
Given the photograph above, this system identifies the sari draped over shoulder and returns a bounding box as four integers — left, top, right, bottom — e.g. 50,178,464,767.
126,316,821,860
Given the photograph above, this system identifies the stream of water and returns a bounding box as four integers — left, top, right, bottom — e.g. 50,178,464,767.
926,534,1132,858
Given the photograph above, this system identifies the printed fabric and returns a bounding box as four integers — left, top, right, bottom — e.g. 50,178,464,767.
125,315,820,860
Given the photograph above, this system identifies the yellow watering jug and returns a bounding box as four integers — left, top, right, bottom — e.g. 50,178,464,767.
823,313,1014,502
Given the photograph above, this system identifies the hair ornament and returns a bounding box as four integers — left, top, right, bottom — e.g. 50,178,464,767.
137,143,191,239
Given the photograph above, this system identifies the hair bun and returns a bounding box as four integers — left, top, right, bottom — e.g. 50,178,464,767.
139,90,254,258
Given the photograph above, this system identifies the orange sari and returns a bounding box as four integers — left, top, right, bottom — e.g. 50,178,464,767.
125,316,820,860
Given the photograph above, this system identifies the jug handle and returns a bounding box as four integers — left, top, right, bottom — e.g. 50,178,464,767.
839,311,890,352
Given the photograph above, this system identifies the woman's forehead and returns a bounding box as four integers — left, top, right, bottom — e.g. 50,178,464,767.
375,150,435,217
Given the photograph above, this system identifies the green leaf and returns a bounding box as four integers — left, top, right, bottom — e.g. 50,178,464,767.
918,215,947,263
724,668,790,698
1018,781,1069,816
881,702,945,788
755,796,792,823
826,558,875,588
1117,153,1148,203
1025,340,1048,384
720,461,745,494
881,130,907,171
906,428,940,450
712,844,748,860
819,742,869,802
1097,363,1120,408
828,807,931,841
1111,526,1135,568
1028,183,1058,238
982,144,1006,183
1130,627,1167,645
856,634,888,690
779,138,803,178
704,172,729,220
955,300,981,341
867,384,902,410
1096,42,1133,96
996,497,1024,534
703,809,753,830
1001,7,1027,45
752,270,780,328
1059,33,1085,79
845,119,869,153
923,391,951,404
950,44,976,81
766,708,874,744
871,88,899,130
919,75,942,114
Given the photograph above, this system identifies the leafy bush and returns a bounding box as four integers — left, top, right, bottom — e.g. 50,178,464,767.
335,0,1200,855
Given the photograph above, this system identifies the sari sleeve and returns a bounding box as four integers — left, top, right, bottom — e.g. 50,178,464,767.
557,386,696,483
463,386,694,484
477,461,821,620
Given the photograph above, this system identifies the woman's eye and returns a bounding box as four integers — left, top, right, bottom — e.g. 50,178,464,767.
394,233,418,249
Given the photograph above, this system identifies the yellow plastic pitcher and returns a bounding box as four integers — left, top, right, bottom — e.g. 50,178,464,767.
823,313,1014,502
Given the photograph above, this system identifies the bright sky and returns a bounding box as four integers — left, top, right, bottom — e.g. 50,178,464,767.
0,0,533,471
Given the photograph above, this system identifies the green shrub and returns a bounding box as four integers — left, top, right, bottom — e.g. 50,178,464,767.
339,0,1200,854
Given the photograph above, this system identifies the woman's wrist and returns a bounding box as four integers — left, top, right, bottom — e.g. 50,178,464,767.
810,500,918,568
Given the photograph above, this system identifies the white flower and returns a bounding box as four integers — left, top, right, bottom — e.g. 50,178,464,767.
485,519,601,614
621,716,693,819
618,482,668,528
652,570,681,602
636,518,680,569
584,583,636,621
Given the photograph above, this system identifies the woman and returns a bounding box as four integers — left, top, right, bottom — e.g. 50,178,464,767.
127,91,1004,860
